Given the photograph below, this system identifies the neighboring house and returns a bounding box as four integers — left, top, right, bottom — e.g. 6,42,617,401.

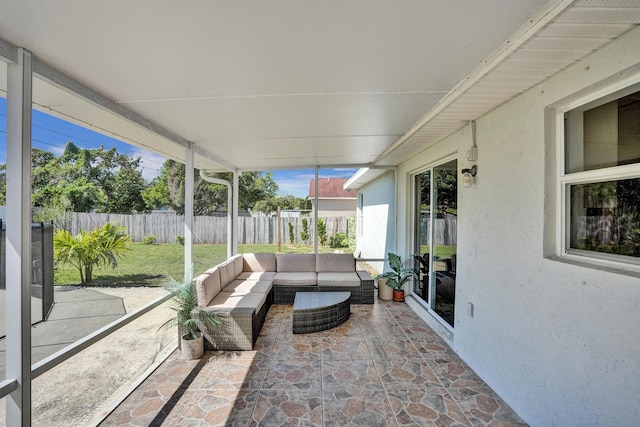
308,178,357,217
348,27,640,427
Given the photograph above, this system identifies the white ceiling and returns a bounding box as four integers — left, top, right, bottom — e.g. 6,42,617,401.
0,0,639,174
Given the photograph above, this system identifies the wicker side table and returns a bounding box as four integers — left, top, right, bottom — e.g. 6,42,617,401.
292,291,350,334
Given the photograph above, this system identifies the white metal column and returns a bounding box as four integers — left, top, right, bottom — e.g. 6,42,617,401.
6,47,33,426
184,145,194,277
232,172,239,255
313,166,319,254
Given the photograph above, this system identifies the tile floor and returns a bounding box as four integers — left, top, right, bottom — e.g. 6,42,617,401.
102,300,527,426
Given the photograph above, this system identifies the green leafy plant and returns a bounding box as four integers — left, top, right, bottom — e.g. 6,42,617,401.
378,253,418,290
54,222,130,284
347,216,357,251
317,218,327,246
288,222,295,244
329,232,349,248
175,235,185,245
301,218,310,243
143,234,157,245
158,272,220,340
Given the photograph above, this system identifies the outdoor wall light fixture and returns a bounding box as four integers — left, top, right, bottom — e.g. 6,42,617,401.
462,165,477,188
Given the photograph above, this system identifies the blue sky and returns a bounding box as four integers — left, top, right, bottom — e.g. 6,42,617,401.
0,97,356,198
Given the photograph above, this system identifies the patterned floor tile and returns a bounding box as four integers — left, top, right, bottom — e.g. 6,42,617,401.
104,300,528,427
321,336,372,360
177,389,258,426
376,358,442,390
387,388,471,426
200,357,268,390
251,390,323,426
323,389,397,427
271,335,323,359
367,337,422,360
262,357,323,390
322,359,383,391
445,385,527,427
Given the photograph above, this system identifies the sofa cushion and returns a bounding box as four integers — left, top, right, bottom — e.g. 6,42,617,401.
273,272,317,286
208,291,267,312
237,271,277,281
194,268,221,307
317,272,361,287
219,261,237,288
316,253,355,273
230,254,243,278
224,279,272,295
276,253,316,272
242,253,276,272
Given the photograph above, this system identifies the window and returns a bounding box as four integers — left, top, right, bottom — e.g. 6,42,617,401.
561,84,640,266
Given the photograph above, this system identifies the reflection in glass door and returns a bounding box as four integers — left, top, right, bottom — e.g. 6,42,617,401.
413,160,457,327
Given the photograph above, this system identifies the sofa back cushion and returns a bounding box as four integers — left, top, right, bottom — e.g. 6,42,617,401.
242,253,276,272
194,268,221,307
218,255,243,288
276,253,316,272
316,253,355,272
230,254,243,278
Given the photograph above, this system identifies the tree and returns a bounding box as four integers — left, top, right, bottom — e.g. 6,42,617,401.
54,222,130,284
24,142,149,213
150,160,280,215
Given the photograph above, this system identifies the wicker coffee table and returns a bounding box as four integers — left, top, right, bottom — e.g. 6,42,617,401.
292,291,350,334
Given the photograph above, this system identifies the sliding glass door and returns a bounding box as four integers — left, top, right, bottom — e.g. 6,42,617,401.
413,159,457,327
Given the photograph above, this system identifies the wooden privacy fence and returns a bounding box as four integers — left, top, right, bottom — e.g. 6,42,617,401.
70,212,351,245
418,215,458,246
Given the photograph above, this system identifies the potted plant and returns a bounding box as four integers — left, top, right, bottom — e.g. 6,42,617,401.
378,252,418,302
377,275,393,301
159,273,220,360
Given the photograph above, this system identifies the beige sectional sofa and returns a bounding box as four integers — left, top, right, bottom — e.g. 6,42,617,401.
192,252,373,350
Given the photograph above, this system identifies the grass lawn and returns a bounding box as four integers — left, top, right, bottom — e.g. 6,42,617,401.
55,243,352,287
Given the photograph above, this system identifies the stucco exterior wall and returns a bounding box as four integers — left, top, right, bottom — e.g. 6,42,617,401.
356,170,395,273
372,27,640,426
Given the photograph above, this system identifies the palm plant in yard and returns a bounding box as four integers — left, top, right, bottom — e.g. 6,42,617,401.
54,222,130,284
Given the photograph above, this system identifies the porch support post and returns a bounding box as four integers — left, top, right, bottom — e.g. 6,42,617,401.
6,47,33,426
184,144,194,277
313,166,319,254
232,172,239,255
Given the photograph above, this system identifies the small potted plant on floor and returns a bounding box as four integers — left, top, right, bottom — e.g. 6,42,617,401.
159,273,220,360
378,252,418,302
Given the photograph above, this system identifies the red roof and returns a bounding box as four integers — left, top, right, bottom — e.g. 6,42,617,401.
308,178,357,198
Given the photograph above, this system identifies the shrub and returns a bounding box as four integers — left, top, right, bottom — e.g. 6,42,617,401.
317,218,327,247
347,216,357,251
54,222,130,284
143,235,157,245
329,232,349,248
288,222,295,244
300,218,309,243
176,235,185,245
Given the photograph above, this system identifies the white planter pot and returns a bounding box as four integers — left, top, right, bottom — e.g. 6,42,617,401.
181,332,204,360
378,278,393,301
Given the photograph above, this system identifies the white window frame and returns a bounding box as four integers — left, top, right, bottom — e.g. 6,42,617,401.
556,75,640,272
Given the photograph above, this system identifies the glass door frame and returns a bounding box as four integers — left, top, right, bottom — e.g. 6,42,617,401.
409,154,458,331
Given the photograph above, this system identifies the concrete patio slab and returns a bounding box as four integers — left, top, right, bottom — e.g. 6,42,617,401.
0,287,126,375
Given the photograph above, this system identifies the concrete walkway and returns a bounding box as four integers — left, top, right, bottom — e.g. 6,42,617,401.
0,287,126,374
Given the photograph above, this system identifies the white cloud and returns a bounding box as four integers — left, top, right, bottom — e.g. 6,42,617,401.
130,149,167,181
